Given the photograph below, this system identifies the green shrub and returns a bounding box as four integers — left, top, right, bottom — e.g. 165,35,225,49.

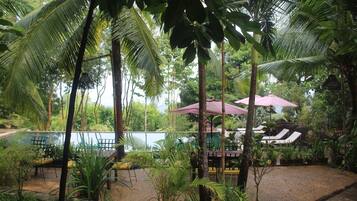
68,144,112,201
223,185,248,201
124,134,228,201
0,192,39,201
0,114,32,129
0,144,37,199
89,124,112,132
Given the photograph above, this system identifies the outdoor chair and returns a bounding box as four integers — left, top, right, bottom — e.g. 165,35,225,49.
208,167,239,183
98,139,137,186
207,151,240,182
262,131,302,144
112,161,137,187
31,136,54,180
97,139,116,150
262,128,289,141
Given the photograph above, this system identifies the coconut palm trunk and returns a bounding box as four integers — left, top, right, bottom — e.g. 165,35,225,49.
198,62,210,201
238,33,259,190
111,18,125,160
58,0,97,200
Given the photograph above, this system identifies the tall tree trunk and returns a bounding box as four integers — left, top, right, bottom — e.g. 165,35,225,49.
74,90,85,130
81,91,89,131
59,82,65,120
220,43,225,182
58,0,96,200
144,97,148,149
94,75,107,124
345,72,357,133
45,85,54,131
238,33,259,190
111,18,125,160
198,62,209,201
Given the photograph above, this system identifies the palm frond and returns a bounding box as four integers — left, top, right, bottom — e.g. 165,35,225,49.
57,12,107,76
259,55,326,80
113,8,163,97
190,178,225,201
274,25,328,59
0,0,32,17
0,0,88,121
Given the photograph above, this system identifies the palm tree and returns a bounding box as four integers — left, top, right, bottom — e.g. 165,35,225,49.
260,0,357,134
0,0,162,199
110,8,162,159
1,0,162,130
58,1,97,199
237,0,292,189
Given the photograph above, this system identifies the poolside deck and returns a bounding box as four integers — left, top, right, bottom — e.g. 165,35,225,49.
0,129,19,138
22,165,357,201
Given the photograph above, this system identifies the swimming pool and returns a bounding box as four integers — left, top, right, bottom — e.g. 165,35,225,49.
22,131,166,151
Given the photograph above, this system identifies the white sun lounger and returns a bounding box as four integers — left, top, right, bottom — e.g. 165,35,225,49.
262,129,289,140
237,125,265,131
235,129,265,135
262,131,302,144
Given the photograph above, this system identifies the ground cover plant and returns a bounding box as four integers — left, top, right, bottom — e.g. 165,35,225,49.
0,142,37,200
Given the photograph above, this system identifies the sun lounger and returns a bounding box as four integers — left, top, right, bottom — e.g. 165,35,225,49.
262,128,289,140
237,125,265,131
262,131,302,144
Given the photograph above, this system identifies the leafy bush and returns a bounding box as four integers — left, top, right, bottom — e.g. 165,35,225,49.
0,139,8,149
0,114,32,129
0,144,37,199
0,192,39,201
222,185,248,201
68,144,112,201
89,124,112,131
124,134,233,201
340,123,357,172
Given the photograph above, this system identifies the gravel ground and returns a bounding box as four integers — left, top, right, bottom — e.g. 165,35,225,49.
22,165,357,201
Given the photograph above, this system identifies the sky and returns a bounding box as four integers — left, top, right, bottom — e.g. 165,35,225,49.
86,75,171,112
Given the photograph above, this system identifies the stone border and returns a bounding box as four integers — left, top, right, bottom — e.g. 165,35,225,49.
316,182,357,201
0,129,23,138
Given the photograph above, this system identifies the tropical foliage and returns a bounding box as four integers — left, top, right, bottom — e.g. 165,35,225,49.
124,134,247,201
68,144,112,201
1,0,357,201
0,143,36,200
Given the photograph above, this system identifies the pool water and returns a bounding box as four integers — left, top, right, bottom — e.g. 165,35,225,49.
20,131,166,151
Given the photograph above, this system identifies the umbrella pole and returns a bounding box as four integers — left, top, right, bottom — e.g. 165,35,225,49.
270,106,272,121
210,116,213,150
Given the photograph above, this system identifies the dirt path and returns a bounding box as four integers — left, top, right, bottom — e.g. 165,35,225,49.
22,165,357,201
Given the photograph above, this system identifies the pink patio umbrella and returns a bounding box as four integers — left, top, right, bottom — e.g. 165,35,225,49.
256,94,297,120
234,95,262,105
173,100,248,115
255,94,298,107
172,100,247,149
234,94,297,121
